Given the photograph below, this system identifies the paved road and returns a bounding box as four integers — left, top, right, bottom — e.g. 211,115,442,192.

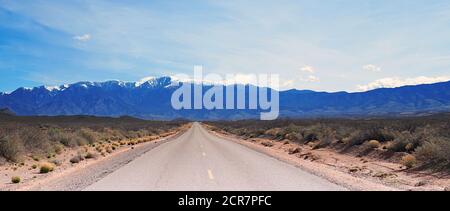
85,123,346,191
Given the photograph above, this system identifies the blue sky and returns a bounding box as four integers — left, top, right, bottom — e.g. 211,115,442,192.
1,0,450,92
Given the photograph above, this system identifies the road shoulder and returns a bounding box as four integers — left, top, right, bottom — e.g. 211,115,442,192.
8,127,189,191
203,124,403,191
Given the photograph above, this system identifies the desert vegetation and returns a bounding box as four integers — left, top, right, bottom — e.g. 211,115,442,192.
11,176,20,184
207,113,450,172
0,114,185,165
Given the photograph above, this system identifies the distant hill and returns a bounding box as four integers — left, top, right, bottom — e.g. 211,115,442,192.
1,77,449,120
0,108,15,116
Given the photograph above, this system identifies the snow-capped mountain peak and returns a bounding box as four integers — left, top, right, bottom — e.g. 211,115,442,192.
135,77,156,87
1,78,450,120
44,86,63,91
135,76,173,88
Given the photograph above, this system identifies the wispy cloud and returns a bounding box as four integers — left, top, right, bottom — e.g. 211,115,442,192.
73,34,91,42
357,76,450,91
300,65,315,73
281,79,295,88
363,64,381,72
2,0,450,92
299,75,320,83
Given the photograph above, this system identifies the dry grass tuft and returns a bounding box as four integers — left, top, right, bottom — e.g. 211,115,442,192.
39,162,55,174
401,155,417,169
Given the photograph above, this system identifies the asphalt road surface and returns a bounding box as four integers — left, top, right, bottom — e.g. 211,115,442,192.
85,123,346,191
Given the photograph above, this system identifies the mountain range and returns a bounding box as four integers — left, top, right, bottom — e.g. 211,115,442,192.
1,77,450,120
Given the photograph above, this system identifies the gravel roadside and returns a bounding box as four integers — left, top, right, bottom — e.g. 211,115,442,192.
17,131,186,191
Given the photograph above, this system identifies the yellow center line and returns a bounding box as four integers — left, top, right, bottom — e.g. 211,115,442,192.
207,169,215,180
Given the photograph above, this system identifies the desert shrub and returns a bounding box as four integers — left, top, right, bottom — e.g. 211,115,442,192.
302,132,318,143
367,140,381,149
401,155,417,168
346,128,395,147
19,128,50,152
235,128,248,137
53,144,63,154
79,128,99,144
95,146,103,152
334,126,354,142
388,131,422,152
298,124,326,144
11,176,21,184
248,129,266,138
0,116,184,165
0,134,24,162
206,114,450,171
128,129,149,139
40,162,54,173
50,159,62,166
312,127,336,149
415,137,450,168
31,155,40,161
48,128,71,145
284,124,301,134
288,147,301,154
313,136,334,149
85,152,98,159
59,134,74,147
284,132,301,141
49,129,89,147
70,155,83,164
345,131,365,146
32,164,37,169
265,128,284,138
103,128,125,141
261,141,274,147
53,132,76,147
47,153,55,159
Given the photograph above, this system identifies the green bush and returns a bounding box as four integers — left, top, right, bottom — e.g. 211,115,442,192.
11,176,21,184
40,162,54,174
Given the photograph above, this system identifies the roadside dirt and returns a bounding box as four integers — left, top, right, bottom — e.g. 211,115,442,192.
205,125,450,191
0,124,190,191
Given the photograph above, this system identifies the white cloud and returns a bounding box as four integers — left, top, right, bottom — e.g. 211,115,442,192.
73,34,91,42
357,76,450,91
281,79,295,88
299,75,320,82
363,64,381,72
300,65,315,73
4,1,450,92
